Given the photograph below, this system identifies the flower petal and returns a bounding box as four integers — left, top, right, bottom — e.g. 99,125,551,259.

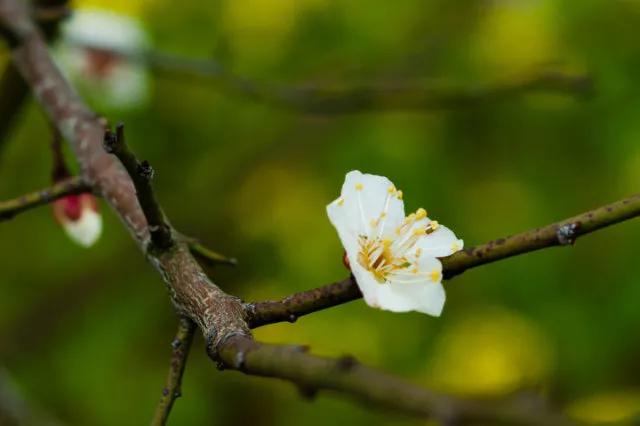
62,208,103,247
338,170,405,237
327,197,361,255
386,257,446,316
410,222,464,258
349,258,385,308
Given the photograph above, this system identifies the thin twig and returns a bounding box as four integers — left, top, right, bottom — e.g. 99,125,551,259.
103,123,173,249
218,335,579,426
151,317,196,426
188,241,237,267
0,177,92,221
246,191,640,328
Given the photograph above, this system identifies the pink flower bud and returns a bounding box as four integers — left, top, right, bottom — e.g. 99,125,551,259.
52,193,102,247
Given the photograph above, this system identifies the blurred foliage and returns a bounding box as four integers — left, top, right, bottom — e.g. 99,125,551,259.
2,0,640,425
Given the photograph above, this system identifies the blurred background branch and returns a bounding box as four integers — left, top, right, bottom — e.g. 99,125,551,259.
0,368,62,426
62,39,594,114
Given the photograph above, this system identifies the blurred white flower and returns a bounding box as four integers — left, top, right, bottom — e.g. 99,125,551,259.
52,193,102,247
57,8,151,111
327,171,463,316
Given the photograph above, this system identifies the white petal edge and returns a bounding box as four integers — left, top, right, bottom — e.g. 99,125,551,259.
410,222,464,258
336,170,405,238
63,209,103,247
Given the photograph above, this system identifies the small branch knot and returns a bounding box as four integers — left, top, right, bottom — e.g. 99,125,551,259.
102,129,117,153
138,160,155,179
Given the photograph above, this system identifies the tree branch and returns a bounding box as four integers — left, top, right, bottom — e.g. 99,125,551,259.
103,123,173,249
246,191,640,328
218,335,578,426
62,38,593,114
0,177,91,221
0,0,68,148
151,317,196,426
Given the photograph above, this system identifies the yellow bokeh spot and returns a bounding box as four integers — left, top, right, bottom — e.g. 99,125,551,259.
427,306,553,395
473,1,557,75
567,391,640,424
222,0,328,69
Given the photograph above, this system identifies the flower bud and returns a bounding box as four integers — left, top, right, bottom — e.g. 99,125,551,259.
52,193,102,247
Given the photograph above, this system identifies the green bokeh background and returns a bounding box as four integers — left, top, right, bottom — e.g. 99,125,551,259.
2,0,640,424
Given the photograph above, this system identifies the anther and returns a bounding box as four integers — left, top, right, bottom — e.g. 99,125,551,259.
388,186,396,194
397,190,403,200
355,183,363,191
429,221,439,231
416,208,427,220
337,198,344,206
430,269,440,281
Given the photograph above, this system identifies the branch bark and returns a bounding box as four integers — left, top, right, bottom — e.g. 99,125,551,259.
246,192,640,328
219,335,578,426
0,0,67,147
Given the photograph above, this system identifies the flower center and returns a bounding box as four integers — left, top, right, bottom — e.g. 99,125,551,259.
356,207,439,284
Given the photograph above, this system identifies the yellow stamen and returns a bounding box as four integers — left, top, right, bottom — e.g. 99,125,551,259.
337,198,344,206
429,220,439,231
370,219,377,228
380,212,387,218
451,242,459,251
355,183,363,191
412,268,418,275
414,248,422,258
383,238,392,248
395,227,401,235
413,227,427,236
416,208,427,220
397,190,403,200
388,186,396,194
430,269,440,281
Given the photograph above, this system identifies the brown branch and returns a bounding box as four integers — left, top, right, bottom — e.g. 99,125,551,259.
61,38,593,114
0,0,68,148
0,177,92,221
151,317,196,426
246,192,640,328
218,335,579,426
103,123,173,249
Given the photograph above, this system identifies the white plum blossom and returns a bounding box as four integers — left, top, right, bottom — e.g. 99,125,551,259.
327,171,463,316
57,8,151,111
52,193,103,248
